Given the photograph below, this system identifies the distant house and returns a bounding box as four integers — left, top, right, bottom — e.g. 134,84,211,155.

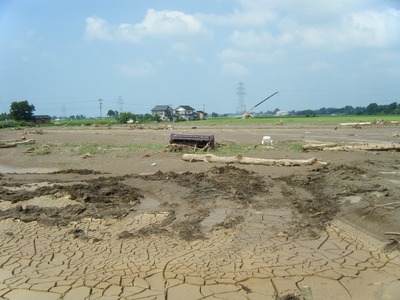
175,105,196,121
151,105,173,121
194,111,207,120
34,115,51,124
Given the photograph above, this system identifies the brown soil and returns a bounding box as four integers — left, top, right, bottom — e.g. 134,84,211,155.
1,124,399,244
0,123,399,299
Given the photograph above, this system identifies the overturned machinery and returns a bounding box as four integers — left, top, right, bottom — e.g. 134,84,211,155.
169,133,215,150
242,91,278,118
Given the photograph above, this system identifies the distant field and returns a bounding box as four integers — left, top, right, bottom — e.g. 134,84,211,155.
0,115,399,128
186,115,400,126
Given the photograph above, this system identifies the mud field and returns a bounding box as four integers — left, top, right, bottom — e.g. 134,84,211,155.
0,122,400,299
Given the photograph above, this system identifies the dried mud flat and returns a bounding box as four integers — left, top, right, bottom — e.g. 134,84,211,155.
0,123,400,299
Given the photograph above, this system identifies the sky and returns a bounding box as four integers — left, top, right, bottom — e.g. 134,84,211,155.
1,0,399,117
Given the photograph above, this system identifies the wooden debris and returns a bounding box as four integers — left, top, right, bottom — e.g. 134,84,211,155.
0,139,35,148
339,122,372,127
323,143,400,152
182,153,329,166
302,143,337,151
385,232,400,236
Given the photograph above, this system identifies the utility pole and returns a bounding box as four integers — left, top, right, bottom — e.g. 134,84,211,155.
61,105,66,120
236,82,246,115
117,96,124,113
99,99,103,119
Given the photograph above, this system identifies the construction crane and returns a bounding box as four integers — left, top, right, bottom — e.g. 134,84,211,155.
242,91,278,118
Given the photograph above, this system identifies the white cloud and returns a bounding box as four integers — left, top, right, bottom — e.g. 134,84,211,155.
336,9,400,48
86,9,208,43
221,62,250,76
116,62,155,77
138,9,207,37
85,16,113,41
205,1,400,51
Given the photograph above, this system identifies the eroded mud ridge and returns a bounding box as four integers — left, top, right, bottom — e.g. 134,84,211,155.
0,165,399,299
0,166,338,237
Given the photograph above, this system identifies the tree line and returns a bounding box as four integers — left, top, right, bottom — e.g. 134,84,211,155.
2,100,399,123
290,102,400,117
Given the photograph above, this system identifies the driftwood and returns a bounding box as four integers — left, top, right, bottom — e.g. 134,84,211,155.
339,122,372,127
323,143,400,152
182,154,329,166
0,139,35,148
302,143,337,151
385,232,400,236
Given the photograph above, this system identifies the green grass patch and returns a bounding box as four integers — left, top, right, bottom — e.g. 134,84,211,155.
182,115,400,126
211,142,303,155
31,149,51,156
41,142,166,156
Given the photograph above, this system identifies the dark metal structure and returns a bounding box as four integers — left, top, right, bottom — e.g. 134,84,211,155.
169,134,215,149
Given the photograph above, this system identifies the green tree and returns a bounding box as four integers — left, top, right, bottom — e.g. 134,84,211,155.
9,100,35,121
0,113,9,121
107,110,116,118
366,103,380,115
152,114,161,123
118,112,136,124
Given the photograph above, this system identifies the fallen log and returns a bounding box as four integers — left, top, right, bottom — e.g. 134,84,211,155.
0,139,35,148
182,154,329,166
385,232,400,236
323,143,400,152
302,143,337,151
339,122,372,126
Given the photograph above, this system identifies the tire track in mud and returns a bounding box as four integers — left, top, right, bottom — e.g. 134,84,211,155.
0,165,399,299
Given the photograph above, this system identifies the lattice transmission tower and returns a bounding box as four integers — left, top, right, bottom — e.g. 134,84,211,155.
236,82,247,116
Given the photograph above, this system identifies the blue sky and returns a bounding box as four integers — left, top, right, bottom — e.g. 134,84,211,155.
1,0,399,117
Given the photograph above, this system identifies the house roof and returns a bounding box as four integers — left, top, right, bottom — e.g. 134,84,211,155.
176,105,195,111
151,105,172,112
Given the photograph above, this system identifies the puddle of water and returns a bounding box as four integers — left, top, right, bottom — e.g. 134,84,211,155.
0,165,59,174
201,208,232,232
136,198,161,211
340,195,362,204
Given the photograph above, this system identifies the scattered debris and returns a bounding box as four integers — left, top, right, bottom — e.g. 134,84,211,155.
182,153,329,166
0,139,35,148
82,153,94,159
302,143,338,151
340,122,372,127
323,143,400,152
26,129,44,135
261,135,273,145
384,232,400,251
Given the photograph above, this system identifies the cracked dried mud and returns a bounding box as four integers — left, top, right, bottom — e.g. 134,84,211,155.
0,123,400,299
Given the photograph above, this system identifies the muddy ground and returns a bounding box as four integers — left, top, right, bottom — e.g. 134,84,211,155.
0,122,399,299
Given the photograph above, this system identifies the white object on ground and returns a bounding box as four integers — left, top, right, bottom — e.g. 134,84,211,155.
261,136,272,145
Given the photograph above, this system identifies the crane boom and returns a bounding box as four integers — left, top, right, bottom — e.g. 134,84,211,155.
242,91,278,118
